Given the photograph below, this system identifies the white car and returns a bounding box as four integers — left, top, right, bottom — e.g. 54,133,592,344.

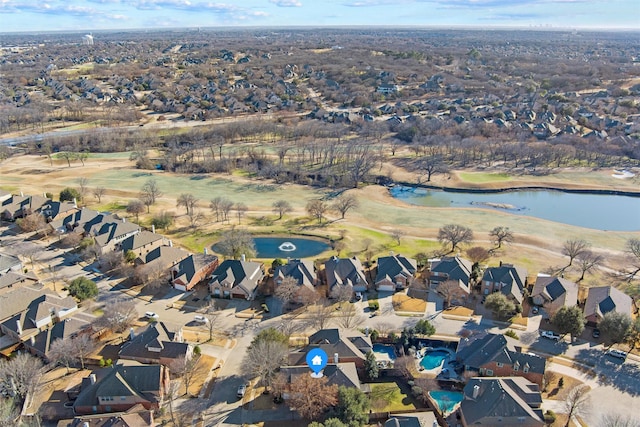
194,315,208,324
540,330,561,341
606,349,627,360
144,311,159,320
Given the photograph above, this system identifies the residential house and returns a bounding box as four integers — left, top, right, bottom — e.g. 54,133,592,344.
136,246,190,273
429,256,473,288
119,322,192,366
0,270,39,295
40,200,77,222
171,253,219,292
209,259,264,300
324,256,368,297
456,333,546,386
280,362,366,399
24,316,91,359
531,275,578,316
1,194,49,221
0,190,10,204
72,362,168,415
93,220,141,255
66,405,155,426
48,208,115,236
584,286,634,325
0,252,23,274
377,83,399,94
385,412,438,427
457,377,544,427
375,254,417,292
118,230,167,258
0,285,78,342
481,263,527,304
274,259,318,302
289,328,372,369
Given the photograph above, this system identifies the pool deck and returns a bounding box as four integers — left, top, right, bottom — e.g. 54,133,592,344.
416,347,459,379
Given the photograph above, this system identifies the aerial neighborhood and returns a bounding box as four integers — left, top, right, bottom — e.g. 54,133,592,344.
1,26,640,427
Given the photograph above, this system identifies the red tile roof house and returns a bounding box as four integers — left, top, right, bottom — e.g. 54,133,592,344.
584,286,634,326
71,362,169,416
171,253,219,292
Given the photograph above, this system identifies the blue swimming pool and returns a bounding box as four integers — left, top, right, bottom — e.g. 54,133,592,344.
429,390,463,415
420,349,450,370
372,344,397,360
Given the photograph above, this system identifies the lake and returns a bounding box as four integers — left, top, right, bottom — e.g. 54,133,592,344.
389,185,640,231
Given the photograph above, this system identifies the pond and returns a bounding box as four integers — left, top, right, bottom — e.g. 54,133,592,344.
390,185,640,231
429,390,464,416
253,237,330,259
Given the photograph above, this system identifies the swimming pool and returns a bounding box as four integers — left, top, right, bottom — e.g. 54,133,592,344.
429,390,463,416
420,349,450,370
372,344,397,360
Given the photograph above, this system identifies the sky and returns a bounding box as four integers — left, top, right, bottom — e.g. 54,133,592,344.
0,0,637,33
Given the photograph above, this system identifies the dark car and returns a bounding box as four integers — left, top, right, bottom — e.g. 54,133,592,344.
592,328,600,338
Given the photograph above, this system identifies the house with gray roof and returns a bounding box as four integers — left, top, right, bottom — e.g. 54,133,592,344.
0,270,39,295
531,275,578,317
1,194,49,221
136,246,190,272
429,256,473,287
457,377,544,427
48,208,111,235
481,263,527,304
385,412,438,427
92,220,141,255
0,252,22,274
67,404,155,427
118,231,167,258
171,253,219,292
274,259,318,302
72,362,168,415
119,322,191,366
584,286,634,325
375,254,417,292
0,285,78,342
209,259,264,300
324,256,368,297
280,362,366,398
289,328,372,369
24,316,91,359
456,333,546,386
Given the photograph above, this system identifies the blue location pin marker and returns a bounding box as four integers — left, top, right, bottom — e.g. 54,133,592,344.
306,348,328,378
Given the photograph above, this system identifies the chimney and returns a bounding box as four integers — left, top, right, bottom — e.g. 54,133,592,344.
204,247,208,255
20,191,24,197
15,320,22,335
389,251,394,256
89,374,97,385
130,327,135,340
122,217,126,223
169,240,173,247
152,224,155,234
241,254,246,262
334,353,339,364
43,193,46,198
499,260,503,267
472,384,480,399
30,336,35,346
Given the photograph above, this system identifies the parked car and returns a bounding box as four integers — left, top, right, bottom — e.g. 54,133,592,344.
606,349,627,360
540,330,561,341
144,311,159,320
592,328,600,338
532,306,539,315
194,315,208,324
237,383,247,398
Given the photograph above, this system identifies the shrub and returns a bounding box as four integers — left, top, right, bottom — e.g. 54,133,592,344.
544,410,556,424
504,329,519,340
368,301,379,311
60,187,81,202
411,386,423,398
194,345,201,356
369,329,379,341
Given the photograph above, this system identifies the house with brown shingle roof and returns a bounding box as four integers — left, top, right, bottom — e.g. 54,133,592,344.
171,253,219,292
118,231,167,258
119,322,192,366
584,286,633,326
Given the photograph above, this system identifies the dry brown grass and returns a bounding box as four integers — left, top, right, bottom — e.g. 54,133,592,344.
542,372,588,401
444,306,474,317
392,293,427,313
184,355,216,397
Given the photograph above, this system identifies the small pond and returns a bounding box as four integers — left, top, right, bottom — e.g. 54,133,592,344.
420,349,451,370
390,185,640,231
253,237,330,259
429,390,464,416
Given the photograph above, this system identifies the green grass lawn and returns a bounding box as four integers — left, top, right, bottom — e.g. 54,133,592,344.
369,381,418,412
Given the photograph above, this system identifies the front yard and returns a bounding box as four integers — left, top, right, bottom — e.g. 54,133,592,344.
392,293,427,314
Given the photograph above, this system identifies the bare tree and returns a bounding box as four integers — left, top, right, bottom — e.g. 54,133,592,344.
100,250,126,274
599,413,640,427
47,338,76,374
330,285,353,302
333,194,359,219
59,151,76,168
92,186,106,203
390,229,405,246
337,303,363,329
177,193,198,215
72,334,95,370
97,298,137,333
170,355,200,397
312,300,334,330
466,246,491,264
234,202,248,224
77,177,89,201
287,374,338,421
140,178,162,212
209,197,223,222
220,198,234,223
436,280,468,309
16,213,46,234
244,339,288,390
347,144,376,188
134,262,167,290
203,305,222,342
306,199,328,224
186,209,204,230
0,353,43,406
575,250,603,281
623,238,640,282
562,239,591,268
274,276,299,308
438,224,474,253
272,199,292,220
126,199,145,221
563,385,591,427
489,226,514,249
216,227,256,259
